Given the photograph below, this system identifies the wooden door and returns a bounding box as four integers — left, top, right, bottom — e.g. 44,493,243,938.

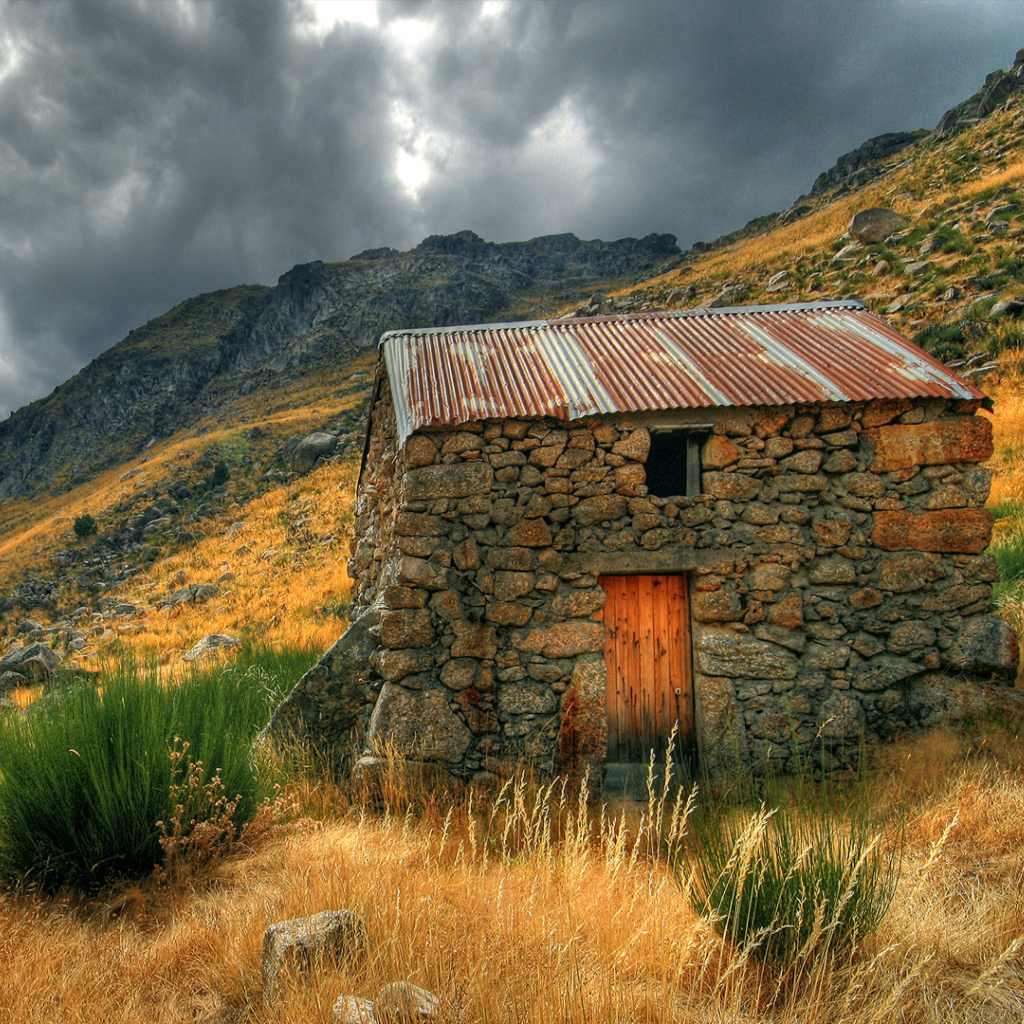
600,574,694,764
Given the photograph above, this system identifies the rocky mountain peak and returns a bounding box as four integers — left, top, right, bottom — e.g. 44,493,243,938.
0,230,679,500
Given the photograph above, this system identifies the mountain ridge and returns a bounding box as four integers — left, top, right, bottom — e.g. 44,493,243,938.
0,231,678,499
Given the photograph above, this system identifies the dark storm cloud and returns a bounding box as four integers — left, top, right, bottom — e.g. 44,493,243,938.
0,0,1021,417
401,0,1024,244
0,0,413,414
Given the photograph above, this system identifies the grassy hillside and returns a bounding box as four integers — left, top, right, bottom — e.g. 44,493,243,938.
610,100,1024,359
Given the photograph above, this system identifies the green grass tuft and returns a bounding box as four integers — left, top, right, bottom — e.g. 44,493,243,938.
0,645,311,892
674,760,899,967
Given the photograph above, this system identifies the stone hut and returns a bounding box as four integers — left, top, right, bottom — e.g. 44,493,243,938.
268,300,1018,790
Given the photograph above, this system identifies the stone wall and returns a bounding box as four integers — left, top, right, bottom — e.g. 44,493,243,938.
316,377,1017,782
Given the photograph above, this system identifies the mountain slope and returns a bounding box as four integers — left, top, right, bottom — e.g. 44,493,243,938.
0,231,678,500
589,49,1024,369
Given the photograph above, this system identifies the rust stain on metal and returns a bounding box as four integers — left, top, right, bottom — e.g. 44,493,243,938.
379,301,985,447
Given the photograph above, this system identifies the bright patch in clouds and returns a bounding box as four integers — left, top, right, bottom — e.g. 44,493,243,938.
304,0,379,36
391,100,436,202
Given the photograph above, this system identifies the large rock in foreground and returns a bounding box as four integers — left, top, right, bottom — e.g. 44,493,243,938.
263,607,380,764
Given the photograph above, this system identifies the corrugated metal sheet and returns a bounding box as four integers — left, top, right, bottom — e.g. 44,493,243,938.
379,301,985,447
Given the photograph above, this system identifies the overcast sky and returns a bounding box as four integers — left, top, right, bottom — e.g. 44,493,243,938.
0,0,1021,418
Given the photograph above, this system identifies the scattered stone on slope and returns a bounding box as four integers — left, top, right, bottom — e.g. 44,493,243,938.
990,298,1024,320
847,208,909,245
0,642,60,682
0,671,27,693
262,910,367,1002
707,284,748,307
182,634,242,662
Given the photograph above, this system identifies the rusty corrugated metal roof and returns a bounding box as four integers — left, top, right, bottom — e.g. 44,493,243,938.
379,300,985,447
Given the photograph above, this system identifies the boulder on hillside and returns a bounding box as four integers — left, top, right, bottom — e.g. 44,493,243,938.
287,432,339,474
0,642,60,682
182,634,241,662
848,208,908,244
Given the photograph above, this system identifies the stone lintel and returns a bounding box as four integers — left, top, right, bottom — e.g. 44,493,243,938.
568,547,738,576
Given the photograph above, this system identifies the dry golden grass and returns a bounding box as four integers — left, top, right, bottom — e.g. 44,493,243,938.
985,365,1024,508
92,458,358,661
0,352,375,660
0,351,374,589
1,731,1024,1024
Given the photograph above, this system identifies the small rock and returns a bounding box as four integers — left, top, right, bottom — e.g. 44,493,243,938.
831,242,862,262
262,909,367,1002
707,284,747,307
903,261,933,276
334,995,377,1024
375,982,439,1023
182,634,242,662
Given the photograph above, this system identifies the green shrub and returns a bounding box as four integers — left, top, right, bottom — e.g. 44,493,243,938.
0,647,311,891
73,513,97,539
675,770,898,965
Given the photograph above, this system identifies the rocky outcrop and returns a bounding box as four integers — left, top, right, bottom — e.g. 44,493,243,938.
810,132,928,196
263,607,381,766
936,48,1024,137
0,231,679,500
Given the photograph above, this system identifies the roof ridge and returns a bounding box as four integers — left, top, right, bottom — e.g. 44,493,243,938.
378,300,868,344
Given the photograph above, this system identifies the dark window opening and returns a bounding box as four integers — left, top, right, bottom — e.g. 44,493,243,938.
645,429,711,498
